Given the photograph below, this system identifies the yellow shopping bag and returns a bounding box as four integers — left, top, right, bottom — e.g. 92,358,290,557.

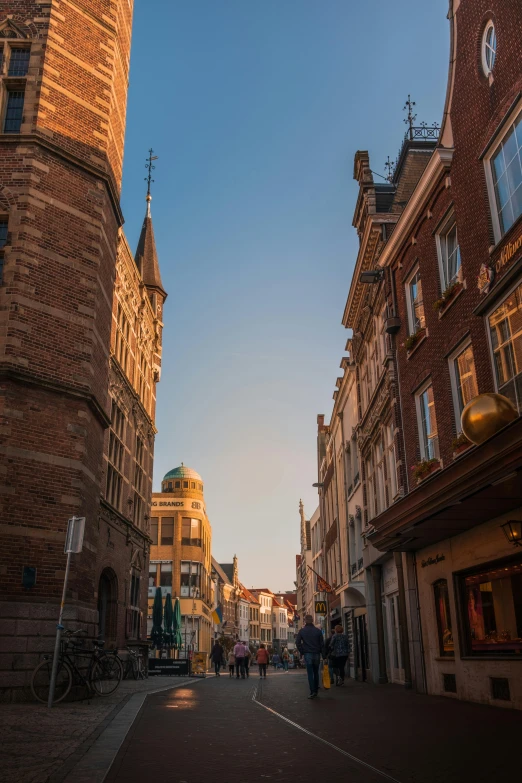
322,662,331,689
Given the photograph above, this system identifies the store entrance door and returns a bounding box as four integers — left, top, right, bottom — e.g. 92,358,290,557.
355,612,368,682
386,592,403,683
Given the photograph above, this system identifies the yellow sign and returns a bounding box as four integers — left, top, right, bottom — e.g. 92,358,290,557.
315,600,327,615
191,651,207,676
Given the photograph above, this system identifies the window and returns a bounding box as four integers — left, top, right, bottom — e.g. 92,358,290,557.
183,480,188,488
160,517,174,546
182,517,201,546
106,399,125,510
406,268,425,334
416,382,439,460
136,351,148,408
160,562,172,587
374,437,385,515
175,480,181,488
488,282,522,411
3,90,24,132
191,481,196,489
133,435,146,527
115,303,130,373
437,216,461,289
449,342,478,422
459,557,522,655
150,518,158,545
128,570,141,639
482,21,497,76
8,47,30,76
148,562,158,588
181,561,201,596
489,111,522,237
366,452,377,521
384,420,397,502
434,580,454,657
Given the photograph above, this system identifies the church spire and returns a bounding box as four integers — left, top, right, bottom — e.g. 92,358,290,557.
135,149,167,300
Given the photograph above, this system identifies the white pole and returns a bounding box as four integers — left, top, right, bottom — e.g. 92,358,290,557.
47,549,72,708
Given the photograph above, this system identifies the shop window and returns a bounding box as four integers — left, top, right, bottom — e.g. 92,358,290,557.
150,517,158,546
160,517,174,546
459,557,522,655
160,562,172,588
488,281,522,412
434,579,454,657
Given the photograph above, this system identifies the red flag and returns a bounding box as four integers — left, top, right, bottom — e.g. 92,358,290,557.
308,565,333,594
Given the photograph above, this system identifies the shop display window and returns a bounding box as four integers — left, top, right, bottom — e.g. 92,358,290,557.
433,579,454,656
460,557,522,655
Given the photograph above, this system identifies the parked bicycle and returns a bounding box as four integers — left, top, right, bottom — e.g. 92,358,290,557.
122,646,147,680
31,629,124,704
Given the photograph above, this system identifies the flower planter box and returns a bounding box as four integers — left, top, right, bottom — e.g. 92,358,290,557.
434,281,465,318
413,459,441,484
453,443,472,459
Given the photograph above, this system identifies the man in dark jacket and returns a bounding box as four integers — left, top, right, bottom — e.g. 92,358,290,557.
209,641,224,676
295,615,324,698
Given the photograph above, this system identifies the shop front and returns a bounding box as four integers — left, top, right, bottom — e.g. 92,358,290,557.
382,558,404,685
368,415,522,709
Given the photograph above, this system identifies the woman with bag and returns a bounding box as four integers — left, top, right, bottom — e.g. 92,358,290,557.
329,624,350,685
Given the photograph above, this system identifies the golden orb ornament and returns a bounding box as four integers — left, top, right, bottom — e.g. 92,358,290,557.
461,393,518,445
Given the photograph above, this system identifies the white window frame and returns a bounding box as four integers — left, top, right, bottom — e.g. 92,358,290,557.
483,99,522,244
405,265,425,335
414,379,439,461
435,211,461,290
448,338,478,428
486,277,522,412
481,20,497,77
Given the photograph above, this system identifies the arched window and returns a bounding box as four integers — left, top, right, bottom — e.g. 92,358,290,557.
482,21,497,76
433,579,454,657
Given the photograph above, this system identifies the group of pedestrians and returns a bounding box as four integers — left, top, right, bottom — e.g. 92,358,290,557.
208,641,298,679
295,614,350,699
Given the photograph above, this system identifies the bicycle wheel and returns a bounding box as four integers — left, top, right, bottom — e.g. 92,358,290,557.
31,658,72,704
90,654,123,695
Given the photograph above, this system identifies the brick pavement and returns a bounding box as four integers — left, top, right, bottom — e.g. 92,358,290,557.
105,670,522,783
0,676,196,783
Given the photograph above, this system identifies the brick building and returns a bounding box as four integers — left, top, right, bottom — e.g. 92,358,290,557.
365,0,522,709
0,1,166,698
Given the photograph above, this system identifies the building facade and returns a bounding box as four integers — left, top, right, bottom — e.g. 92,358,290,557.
212,558,240,642
149,466,213,656
252,589,273,647
368,0,522,709
0,1,166,699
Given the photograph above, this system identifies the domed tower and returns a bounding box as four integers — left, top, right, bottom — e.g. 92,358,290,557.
150,464,212,658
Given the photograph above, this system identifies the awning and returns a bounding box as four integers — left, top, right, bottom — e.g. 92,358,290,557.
367,416,522,552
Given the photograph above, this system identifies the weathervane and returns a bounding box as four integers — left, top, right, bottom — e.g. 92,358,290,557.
403,95,417,140
384,155,395,183
144,148,158,204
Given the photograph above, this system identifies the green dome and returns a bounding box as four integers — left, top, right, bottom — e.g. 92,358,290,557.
163,463,202,482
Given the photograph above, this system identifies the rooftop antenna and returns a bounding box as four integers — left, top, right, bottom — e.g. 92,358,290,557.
403,95,417,140
144,148,158,215
384,155,395,182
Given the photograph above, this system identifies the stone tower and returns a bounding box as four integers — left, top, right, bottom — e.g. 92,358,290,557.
0,2,164,698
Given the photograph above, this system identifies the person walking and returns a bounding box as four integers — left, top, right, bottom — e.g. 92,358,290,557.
244,645,252,678
256,644,269,678
281,647,290,672
227,649,236,677
329,624,350,685
295,614,324,699
209,640,224,676
271,651,281,670
234,639,247,679
324,630,336,685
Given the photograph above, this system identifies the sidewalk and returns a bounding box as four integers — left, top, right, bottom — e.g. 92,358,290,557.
0,675,198,783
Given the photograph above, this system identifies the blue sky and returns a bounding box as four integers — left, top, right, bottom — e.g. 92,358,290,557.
121,0,450,590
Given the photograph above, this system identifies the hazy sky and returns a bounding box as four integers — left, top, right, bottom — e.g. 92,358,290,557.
121,0,449,590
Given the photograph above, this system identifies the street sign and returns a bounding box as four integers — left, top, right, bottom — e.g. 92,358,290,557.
64,516,85,553
315,600,327,615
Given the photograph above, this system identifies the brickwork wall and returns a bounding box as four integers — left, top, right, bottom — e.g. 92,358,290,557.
0,1,162,701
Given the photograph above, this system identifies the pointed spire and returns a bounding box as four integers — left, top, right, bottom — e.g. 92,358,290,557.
135,149,166,299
